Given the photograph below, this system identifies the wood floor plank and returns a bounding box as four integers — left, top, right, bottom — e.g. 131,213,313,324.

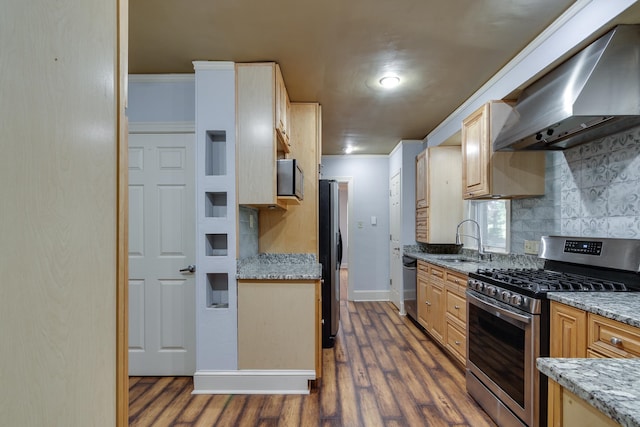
174,394,213,423
320,347,338,418
360,346,402,418
300,390,321,427
386,342,434,406
129,377,189,426
129,292,497,427
192,395,232,426
129,376,174,420
145,377,194,427
337,361,361,426
277,395,303,426
204,395,246,427
258,394,284,419
386,371,428,426
236,395,266,426
358,388,385,426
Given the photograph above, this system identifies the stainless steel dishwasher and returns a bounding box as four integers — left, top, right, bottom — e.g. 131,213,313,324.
402,256,417,320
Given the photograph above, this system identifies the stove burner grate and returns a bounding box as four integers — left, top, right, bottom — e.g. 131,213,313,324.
474,268,628,293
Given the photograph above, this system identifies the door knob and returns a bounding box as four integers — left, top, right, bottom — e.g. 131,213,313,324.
179,264,196,273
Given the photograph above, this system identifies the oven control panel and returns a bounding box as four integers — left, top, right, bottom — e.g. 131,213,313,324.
564,239,602,255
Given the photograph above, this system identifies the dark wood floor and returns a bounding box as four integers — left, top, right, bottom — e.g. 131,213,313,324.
129,286,496,426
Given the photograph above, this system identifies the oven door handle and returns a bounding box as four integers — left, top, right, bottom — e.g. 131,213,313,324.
467,291,532,326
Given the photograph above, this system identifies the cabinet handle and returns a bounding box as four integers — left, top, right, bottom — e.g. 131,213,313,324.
425,301,431,306
454,305,460,310
455,341,461,346
455,279,460,284
610,337,623,346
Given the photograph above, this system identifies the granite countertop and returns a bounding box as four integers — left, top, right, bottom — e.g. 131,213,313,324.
403,245,543,275
537,358,640,427
237,253,322,280
547,292,640,328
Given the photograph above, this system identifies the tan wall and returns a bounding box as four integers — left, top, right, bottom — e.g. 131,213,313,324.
0,1,118,425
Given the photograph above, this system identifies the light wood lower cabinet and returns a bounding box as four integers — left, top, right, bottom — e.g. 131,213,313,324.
238,280,322,378
548,380,620,427
548,301,639,426
550,302,587,358
550,301,640,358
416,260,467,366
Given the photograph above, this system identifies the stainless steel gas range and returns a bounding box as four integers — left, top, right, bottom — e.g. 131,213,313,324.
465,236,640,427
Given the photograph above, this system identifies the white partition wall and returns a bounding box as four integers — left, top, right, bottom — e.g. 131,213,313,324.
192,62,239,388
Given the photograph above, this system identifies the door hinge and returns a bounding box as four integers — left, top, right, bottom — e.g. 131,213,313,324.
390,278,392,286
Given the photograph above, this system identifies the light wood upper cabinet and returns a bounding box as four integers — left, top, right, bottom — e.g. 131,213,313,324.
237,62,292,208
416,150,427,209
415,146,462,244
275,65,291,150
461,101,546,199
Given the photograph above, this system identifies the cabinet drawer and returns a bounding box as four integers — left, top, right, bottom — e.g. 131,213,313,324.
446,321,466,364
417,260,429,275
446,290,466,323
588,313,640,358
445,270,467,293
429,264,445,280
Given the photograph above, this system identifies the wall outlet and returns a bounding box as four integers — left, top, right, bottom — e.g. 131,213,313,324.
524,240,540,255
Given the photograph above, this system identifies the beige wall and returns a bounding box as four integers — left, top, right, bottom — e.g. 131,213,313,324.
1,1,118,425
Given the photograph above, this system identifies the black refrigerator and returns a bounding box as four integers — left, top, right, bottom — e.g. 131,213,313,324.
319,179,342,348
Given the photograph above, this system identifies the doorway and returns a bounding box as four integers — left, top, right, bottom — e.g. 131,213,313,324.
128,132,196,376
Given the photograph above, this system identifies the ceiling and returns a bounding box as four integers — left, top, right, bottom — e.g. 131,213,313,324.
129,1,640,155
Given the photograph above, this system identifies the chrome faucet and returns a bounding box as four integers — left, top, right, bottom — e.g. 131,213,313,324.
455,219,486,260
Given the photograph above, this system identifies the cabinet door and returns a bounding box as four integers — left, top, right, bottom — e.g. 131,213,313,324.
462,103,490,198
550,302,587,358
415,150,427,208
274,64,290,150
417,265,429,329
427,280,445,344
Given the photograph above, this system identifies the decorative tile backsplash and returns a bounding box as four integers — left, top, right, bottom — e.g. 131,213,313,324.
510,125,640,253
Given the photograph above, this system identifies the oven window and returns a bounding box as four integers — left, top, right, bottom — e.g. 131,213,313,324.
468,302,525,407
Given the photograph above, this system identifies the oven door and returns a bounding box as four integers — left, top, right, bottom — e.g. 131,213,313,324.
466,290,542,427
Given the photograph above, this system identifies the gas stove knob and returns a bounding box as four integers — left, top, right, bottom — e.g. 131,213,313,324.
511,294,523,306
486,286,497,297
501,291,511,302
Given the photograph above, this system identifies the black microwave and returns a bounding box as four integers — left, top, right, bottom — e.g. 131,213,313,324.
277,159,303,200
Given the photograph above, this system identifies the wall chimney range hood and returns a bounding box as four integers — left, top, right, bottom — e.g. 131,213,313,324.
494,25,640,151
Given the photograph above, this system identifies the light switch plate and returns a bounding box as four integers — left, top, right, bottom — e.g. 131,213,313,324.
524,240,540,255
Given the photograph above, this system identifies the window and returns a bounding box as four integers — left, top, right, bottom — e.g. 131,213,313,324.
466,200,510,253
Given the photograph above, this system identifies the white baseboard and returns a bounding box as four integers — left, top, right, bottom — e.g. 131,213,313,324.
192,369,316,395
350,289,390,301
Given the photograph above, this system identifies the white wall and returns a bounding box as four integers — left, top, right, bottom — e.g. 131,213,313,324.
321,155,390,300
1,1,118,425
128,75,196,123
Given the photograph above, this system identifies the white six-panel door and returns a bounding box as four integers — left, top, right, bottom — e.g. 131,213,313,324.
128,132,196,375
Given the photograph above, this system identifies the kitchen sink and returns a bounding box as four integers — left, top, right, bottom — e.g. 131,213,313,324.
436,257,477,263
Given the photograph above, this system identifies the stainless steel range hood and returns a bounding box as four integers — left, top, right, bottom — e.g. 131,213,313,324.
494,25,640,151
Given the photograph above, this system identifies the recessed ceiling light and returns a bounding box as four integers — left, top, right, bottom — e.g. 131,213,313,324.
379,75,400,88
